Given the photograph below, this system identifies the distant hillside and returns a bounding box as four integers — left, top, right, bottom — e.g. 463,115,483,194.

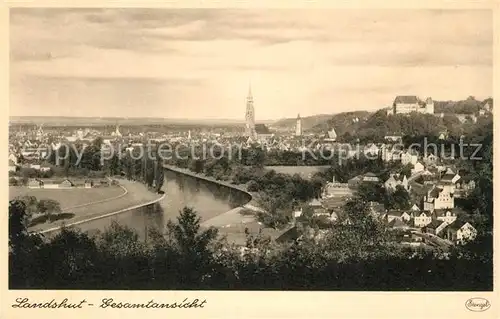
434,96,492,114
270,114,334,130
334,107,492,143
8,116,274,127
306,98,493,142
310,111,372,134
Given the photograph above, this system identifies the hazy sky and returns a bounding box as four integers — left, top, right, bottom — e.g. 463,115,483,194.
10,8,492,120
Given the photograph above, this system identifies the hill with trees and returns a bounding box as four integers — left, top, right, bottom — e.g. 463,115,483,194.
434,96,492,114
270,114,336,131
305,97,492,142
313,101,493,143
310,111,372,135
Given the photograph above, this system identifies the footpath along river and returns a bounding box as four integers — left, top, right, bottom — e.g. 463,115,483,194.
63,169,252,239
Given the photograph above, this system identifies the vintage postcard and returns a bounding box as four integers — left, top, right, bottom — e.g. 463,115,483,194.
2,1,498,318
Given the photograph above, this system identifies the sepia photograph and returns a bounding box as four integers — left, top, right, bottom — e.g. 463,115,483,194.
7,6,493,296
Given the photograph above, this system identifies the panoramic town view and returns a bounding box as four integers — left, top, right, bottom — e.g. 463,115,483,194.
8,8,492,291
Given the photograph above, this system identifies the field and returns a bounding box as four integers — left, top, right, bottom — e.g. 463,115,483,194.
9,186,126,210
15,180,162,233
264,165,329,179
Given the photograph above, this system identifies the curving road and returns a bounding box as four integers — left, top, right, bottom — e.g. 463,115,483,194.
30,179,163,234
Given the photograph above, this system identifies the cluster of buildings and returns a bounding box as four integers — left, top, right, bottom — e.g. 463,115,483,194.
23,177,115,189
387,95,492,124
293,148,478,246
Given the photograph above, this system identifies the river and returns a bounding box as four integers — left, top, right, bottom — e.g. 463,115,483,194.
71,169,251,239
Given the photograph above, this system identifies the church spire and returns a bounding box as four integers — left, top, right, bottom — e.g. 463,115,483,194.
248,82,252,98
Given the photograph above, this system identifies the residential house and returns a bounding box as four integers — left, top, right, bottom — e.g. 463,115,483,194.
293,209,303,219
322,179,353,198
51,142,63,151
401,151,418,166
400,232,423,246
8,153,18,166
347,176,361,189
364,144,380,157
443,221,477,245
414,211,432,227
42,179,59,189
326,210,340,222
347,149,359,159
384,174,410,192
362,172,380,183
438,179,456,196
419,175,436,186
401,175,410,190
411,161,425,175
27,178,42,188
380,145,392,162
388,218,410,230
441,168,460,184
410,204,420,212
400,211,412,222
423,154,438,165
386,210,403,223
438,131,448,140
384,135,403,143
435,165,447,174
60,179,74,188
40,162,52,172
384,175,400,191
391,150,402,162
326,128,337,141
434,209,457,224
307,198,327,216
455,176,476,196
381,145,402,162
368,201,385,218
84,180,93,188
339,216,353,226
483,102,491,113
8,159,17,172
424,219,447,235
421,169,434,177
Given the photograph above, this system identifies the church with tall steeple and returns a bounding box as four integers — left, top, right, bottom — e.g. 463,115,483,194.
111,123,122,137
245,84,256,138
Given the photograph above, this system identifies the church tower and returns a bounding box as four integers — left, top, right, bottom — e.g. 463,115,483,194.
295,113,303,136
245,84,256,137
425,97,434,114
114,123,122,137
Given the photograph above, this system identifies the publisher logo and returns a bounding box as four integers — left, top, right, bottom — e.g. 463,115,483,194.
465,298,490,312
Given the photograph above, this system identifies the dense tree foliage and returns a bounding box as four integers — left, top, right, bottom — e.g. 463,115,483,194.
434,96,487,114
9,202,492,290
309,98,492,144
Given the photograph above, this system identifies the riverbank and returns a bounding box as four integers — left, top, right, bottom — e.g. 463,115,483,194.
163,164,261,209
9,186,127,210
30,179,164,234
163,165,280,245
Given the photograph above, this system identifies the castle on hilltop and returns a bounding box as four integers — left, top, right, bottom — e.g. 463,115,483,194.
387,96,434,115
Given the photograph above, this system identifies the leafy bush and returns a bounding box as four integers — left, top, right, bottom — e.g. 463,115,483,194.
247,180,260,192
8,201,493,290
